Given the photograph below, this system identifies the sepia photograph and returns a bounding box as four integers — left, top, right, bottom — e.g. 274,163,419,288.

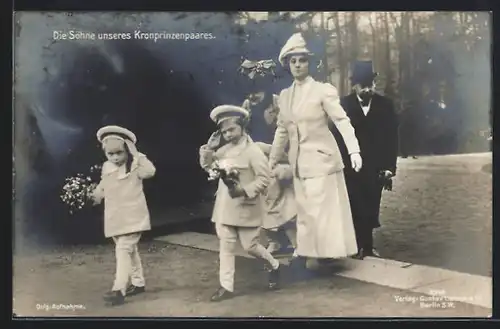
12,11,492,317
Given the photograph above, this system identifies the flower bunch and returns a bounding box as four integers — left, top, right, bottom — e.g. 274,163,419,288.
207,167,220,181
207,160,223,181
238,59,276,79
60,165,102,214
206,160,239,183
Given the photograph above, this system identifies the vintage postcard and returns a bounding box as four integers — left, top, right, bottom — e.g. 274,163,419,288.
12,11,492,317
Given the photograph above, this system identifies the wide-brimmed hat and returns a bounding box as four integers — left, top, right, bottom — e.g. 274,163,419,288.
210,105,250,125
350,60,378,85
96,125,137,144
278,33,314,66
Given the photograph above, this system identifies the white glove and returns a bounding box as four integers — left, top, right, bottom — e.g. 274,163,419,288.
350,153,363,172
382,170,394,178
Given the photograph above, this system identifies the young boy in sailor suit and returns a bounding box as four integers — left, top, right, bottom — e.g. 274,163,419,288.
91,125,156,306
255,142,298,256
199,105,281,302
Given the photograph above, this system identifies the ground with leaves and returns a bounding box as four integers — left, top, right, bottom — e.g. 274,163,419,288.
375,154,492,277
13,243,490,317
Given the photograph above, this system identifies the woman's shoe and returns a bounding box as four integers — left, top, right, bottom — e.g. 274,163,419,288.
317,258,336,266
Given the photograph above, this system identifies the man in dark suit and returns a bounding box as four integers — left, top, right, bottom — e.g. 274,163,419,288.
332,60,399,260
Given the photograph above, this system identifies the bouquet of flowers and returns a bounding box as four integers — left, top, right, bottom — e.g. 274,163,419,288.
206,160,242,197
238,59,276,79
60,164,102,214
207,160,239,182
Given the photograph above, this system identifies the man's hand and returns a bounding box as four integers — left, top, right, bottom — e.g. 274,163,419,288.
379,170,394,191
382,170,394,179
350,153,363,172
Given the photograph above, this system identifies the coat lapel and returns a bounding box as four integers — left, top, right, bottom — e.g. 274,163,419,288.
282,78,320,119
292,79,314,115
346,93,365,120
284,86,293,119
351,93,380,120
364,94,380,119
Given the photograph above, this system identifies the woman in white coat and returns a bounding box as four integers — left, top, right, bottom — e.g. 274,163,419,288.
269,33,363,265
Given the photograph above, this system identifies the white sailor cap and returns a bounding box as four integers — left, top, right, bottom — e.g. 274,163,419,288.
96,125,137,144
209,105,250,125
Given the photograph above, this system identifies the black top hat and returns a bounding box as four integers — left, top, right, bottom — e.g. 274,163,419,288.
350,60,378,85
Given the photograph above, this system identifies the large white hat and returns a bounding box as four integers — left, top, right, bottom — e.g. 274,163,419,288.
278,33,314,66
96,125,137,144
210,105,250,125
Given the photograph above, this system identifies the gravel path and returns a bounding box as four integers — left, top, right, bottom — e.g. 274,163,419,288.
376,154,492,277
13,243,490,317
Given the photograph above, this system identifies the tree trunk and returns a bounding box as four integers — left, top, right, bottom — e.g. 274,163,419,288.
350,12,359,62
319,12,329,82
333,12,345,96
400,12,411,111
389,12,403,105
411,13,422,82
408,12,414,79
368,14,377,66
376,12,384,88
383,12,393,97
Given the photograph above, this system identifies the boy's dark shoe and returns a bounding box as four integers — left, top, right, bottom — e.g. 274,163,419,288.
103,290,116,299
268,265,281,290
126,285,146,296
104,291,125,306
210,287,234,302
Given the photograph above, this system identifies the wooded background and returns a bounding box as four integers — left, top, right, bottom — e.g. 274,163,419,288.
238,12,491,155
13,12,491,245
